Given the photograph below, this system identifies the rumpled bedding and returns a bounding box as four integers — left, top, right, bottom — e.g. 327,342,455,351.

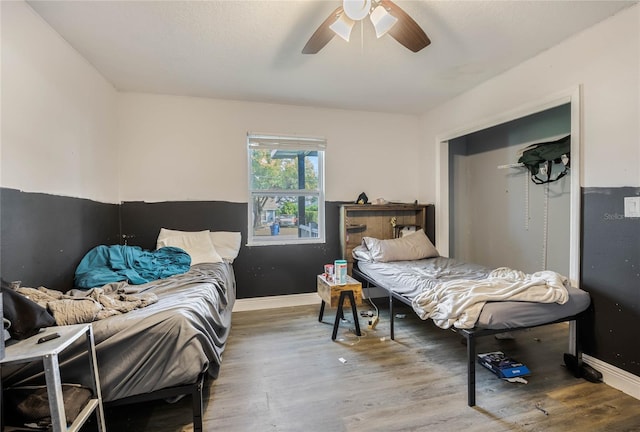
74,245,191,289
16,284,158,325
411,266,570,329
5,263,236,403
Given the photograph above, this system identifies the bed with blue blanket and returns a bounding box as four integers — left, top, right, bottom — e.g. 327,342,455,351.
4,230,241,432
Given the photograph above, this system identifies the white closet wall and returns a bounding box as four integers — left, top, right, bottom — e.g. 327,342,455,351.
449,104,571,275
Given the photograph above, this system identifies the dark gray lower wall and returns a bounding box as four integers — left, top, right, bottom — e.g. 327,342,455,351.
0,188,120,291
3,185,639,379
120,200,344,299
581,187,640,376
120,200,436,299
0,190,411,299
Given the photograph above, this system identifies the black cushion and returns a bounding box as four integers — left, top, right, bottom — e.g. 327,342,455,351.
1,279,55,340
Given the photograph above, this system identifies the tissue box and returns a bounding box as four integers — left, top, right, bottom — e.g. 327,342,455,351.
477,351,530,379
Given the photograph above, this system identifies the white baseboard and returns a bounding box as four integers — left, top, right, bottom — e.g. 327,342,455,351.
583,354,640,400
232,287,388,313
233,292,320,312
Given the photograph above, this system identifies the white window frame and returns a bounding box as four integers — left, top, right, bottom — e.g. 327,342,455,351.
247,133,326,246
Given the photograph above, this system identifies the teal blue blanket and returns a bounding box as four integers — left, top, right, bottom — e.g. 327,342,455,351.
75,245,191,289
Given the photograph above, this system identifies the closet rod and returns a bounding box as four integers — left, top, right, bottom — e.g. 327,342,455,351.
497,163,525,169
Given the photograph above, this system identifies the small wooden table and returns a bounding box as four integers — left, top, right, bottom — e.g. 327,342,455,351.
317,274,362,340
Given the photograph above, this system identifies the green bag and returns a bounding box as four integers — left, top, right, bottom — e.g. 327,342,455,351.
518,135,570,184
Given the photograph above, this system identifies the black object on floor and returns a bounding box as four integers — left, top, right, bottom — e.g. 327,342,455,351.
564,353,603,383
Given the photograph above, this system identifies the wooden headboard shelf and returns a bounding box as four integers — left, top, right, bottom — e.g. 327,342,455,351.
346,223,367,231
339,203,431,274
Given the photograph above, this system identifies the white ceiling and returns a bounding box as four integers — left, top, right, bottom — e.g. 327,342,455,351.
27,0,636,115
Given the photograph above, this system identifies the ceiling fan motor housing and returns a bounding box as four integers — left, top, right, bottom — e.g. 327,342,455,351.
343,0,372,21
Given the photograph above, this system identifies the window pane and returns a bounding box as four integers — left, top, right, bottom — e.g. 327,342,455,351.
247,132,325,246
251,195,320,241
250,149,319,191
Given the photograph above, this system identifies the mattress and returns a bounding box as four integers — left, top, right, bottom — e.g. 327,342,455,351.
356,257,590,330
4,262,236,402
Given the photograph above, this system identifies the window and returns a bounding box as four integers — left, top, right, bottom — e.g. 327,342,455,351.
247,133,325,245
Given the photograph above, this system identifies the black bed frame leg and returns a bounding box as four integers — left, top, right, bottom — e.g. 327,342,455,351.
192,374,204,432
467,334,476,407
389,293,395,340
568,317,585,378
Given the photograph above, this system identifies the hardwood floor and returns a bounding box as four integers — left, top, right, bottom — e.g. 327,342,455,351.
101,302,640,431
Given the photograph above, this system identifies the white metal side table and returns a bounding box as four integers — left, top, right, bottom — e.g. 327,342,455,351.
0,324,106,432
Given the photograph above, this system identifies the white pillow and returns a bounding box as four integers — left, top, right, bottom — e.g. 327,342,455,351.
157,227,196,245
352,244,374,262
156,228,223,265
209,231,242,262
362,229,439,262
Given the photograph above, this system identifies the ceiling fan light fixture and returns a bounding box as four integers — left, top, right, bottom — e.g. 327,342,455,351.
343,0,372,21
303,0,430,54
329,13,355,42
370,5,398,38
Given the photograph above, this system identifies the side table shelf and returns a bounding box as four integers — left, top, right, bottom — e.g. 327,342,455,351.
0,324,106,432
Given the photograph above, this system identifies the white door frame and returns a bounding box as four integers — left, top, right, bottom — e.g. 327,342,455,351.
435,85,582,286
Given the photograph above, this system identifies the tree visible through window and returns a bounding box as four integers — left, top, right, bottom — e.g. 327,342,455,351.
247,133,325,245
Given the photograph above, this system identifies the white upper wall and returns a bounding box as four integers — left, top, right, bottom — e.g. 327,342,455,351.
1,1,119,203
117,93,422,203
2,0,421,205
4,1,637,205
418,3,639,203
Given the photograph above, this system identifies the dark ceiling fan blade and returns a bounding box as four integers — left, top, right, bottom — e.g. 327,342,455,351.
381,0,430,52
302,6,343,54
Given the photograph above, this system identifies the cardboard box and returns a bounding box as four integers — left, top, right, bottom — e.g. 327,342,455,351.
316,274,362,308
477,351,530,379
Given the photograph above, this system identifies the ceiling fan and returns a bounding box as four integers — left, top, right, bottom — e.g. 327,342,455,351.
302,0,430,54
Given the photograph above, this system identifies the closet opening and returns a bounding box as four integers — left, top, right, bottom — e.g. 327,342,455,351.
435,86,581,286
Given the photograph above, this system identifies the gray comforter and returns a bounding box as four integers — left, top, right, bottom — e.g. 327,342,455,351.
4,262,235,402
357,257,590,330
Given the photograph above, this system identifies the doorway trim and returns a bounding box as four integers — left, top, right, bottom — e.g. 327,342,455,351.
435,85,582,286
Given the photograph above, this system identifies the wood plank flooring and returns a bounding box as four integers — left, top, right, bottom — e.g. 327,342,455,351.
100,302,640,431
